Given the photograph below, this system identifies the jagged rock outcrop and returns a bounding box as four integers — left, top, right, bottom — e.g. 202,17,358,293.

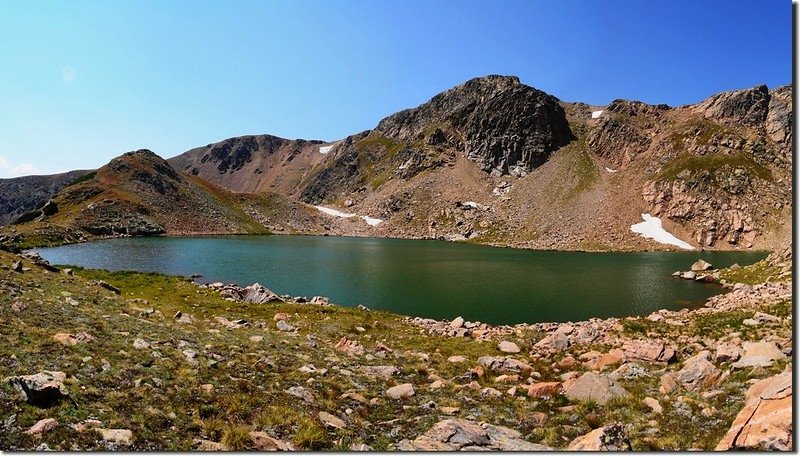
375,75,574,175
693,84,771,126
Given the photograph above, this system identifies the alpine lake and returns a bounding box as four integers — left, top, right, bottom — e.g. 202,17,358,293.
34,235,767,325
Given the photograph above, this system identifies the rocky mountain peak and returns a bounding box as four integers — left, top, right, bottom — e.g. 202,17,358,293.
102,149,180,183
375,75,573,175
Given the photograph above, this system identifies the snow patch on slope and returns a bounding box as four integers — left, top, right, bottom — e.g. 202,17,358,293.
630,214,694,250
314,206,383,226
319,145,333,154
591,110,604,119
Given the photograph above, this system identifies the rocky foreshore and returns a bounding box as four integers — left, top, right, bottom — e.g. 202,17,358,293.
0,249,792,451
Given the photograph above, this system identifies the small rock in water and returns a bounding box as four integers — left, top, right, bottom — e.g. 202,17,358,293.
691,259,713,271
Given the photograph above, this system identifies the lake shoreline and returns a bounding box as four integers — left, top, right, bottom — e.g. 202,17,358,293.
2,224,774,254
32,235,768,325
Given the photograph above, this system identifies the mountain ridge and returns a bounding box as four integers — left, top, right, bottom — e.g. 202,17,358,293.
1,76,792,252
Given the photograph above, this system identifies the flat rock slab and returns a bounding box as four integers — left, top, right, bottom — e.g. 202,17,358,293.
477,356,532,373
565,372,628,405
318,411,346,429
732,341,786,369
25,418,58,435
397,419,553,451
716,371,792,450
358,365,399,380
250,431,295,451
98,428,133,445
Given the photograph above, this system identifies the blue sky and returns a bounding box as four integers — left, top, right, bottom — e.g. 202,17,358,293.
0,0,791,177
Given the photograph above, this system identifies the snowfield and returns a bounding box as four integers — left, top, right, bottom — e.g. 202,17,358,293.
314,206,383,226
319,145,333,154
630,213,694,250
591,110,604,119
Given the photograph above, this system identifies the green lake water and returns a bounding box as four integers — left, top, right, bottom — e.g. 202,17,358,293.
34,235,767,325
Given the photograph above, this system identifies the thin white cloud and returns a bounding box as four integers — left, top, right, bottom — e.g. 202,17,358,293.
12,163,41,176
62,66,76,84
0,155,42,177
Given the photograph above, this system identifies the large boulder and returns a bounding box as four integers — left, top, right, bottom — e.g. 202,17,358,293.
7,371,68,407
386,383,415,399
564,372,628,405
675,351,722,391
534,332,571,352
715,371,792,450
397,419,553,451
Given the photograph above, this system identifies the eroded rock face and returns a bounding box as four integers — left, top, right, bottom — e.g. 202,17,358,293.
301,76,574,204
766,85,793,147
397,419,553,451
715,371,792,451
